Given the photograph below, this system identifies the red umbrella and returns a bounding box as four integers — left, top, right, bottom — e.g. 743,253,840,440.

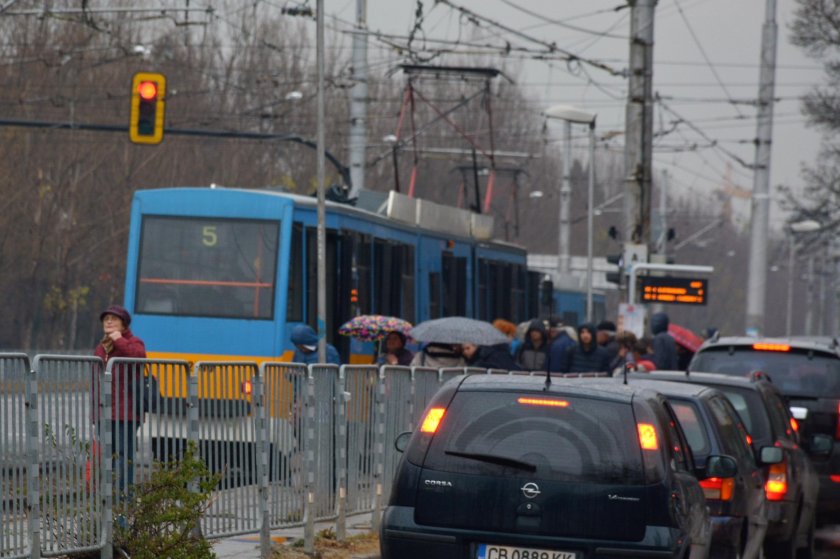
668,324,704,353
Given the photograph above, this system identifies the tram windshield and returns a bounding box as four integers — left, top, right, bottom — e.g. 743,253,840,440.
135,216,279,319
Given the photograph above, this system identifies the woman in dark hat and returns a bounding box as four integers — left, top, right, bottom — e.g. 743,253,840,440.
377,331,414,367
93,304,146,495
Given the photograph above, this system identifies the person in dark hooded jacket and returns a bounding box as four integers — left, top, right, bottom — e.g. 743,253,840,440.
650,312,678,370
515,319,550,371
462,343,521,371
564,323,611,373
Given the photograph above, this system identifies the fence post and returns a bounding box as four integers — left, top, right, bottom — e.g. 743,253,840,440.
187,369,201,539
26,366,41,559
100,369,113,559
303,373,316,553
371,368,385,534
254,369,271,559
335,367,348,541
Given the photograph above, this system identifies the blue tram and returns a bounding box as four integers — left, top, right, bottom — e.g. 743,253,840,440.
123,187,564,365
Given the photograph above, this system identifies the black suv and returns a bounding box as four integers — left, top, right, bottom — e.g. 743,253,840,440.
627,377,781,559
641,370,824,559
382,375,715,558
690,337,839,522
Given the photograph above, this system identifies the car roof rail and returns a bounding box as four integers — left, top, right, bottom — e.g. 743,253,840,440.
750,370,772,383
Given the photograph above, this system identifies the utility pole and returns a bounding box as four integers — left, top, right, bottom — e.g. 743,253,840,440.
623,0,657,249
745,0,777,335
558,120,572,275
347,0,368,199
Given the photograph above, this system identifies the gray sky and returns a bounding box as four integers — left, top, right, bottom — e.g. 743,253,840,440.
330,0,824,229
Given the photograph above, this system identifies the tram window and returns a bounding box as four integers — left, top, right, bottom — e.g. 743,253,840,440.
136,216,278,319
442,253,467,316
401,245,415,323
511,265,526,323
374,240,398,316
355,233,372,315
477,260,489,321
287,223,303,321
429,272,441,319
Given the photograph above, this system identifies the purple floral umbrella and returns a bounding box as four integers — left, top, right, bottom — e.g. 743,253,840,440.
339,315,413,342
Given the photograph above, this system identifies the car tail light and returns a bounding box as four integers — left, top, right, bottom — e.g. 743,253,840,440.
518,397,569,408
765,461,788,501
830,475,840,483
790,417,798,433
638,423,659,450
700,477,735,501
752,343,790,352
420,407,446,433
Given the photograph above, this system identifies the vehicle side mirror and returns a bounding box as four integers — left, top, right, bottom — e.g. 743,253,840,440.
395,431,412,453
704,455,738,478
759,446,783,465
807,434,833,457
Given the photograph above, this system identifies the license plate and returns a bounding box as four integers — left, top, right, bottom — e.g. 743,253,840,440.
476,543,577,559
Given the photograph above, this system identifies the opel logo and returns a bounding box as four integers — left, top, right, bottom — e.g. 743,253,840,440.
521,482,541,499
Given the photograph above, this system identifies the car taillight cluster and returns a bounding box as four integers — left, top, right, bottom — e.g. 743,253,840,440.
420,407,446,433
700,477,734,501
765,460,788,501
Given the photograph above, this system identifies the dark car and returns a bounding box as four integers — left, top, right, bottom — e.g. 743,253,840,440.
689,336,840,522
640,370,826,559
627,377,780,559
381,375,714,559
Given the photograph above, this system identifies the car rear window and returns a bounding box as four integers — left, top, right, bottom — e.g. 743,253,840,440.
671,400,711,458
423,391,645,484
691,347,840,398
714,387,772,443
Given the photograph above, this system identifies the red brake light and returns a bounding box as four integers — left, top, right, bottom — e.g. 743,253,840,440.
765,461,788,501
638,423,659,450
752,343,790,352
830,475,840,484
518,397,569,408
420,407,446,433
700,477,735,501
138,81,158,100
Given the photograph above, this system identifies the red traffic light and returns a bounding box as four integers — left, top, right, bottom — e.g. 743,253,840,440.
137,81,158,101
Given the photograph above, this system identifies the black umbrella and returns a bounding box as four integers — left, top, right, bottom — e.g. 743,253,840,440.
409,317,509,346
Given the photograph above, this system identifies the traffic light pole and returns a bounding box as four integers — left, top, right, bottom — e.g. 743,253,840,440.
627,263,714,305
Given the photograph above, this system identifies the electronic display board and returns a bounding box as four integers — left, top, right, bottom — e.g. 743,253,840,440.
639,276,707,305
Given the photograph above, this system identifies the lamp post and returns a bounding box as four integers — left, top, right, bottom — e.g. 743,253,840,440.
786,219,821,336
544,104,597,322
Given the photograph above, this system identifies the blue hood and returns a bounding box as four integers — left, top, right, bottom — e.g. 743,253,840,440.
290,324,320,346
650,312,669,335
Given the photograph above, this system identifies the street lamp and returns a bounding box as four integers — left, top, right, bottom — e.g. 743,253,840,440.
786,219,821,336
544,104,597,322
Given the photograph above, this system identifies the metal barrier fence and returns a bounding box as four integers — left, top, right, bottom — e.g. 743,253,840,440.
0,355,568,559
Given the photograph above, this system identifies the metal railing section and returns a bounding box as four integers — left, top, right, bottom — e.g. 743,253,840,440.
0,354,33,559
33,355,104,559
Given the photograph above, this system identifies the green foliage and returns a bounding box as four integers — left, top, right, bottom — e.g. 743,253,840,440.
114,442,220,559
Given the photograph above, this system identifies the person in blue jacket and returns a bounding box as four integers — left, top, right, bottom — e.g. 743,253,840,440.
290,324,341,365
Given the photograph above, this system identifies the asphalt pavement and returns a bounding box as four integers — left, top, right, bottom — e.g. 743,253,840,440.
212,512,378,559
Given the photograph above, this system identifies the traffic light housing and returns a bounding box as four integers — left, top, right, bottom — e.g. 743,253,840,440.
540,278,554,307
129,72,166,145
606,253,623,286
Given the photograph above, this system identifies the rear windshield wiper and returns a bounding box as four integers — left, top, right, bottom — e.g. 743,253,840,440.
444,450,537,472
